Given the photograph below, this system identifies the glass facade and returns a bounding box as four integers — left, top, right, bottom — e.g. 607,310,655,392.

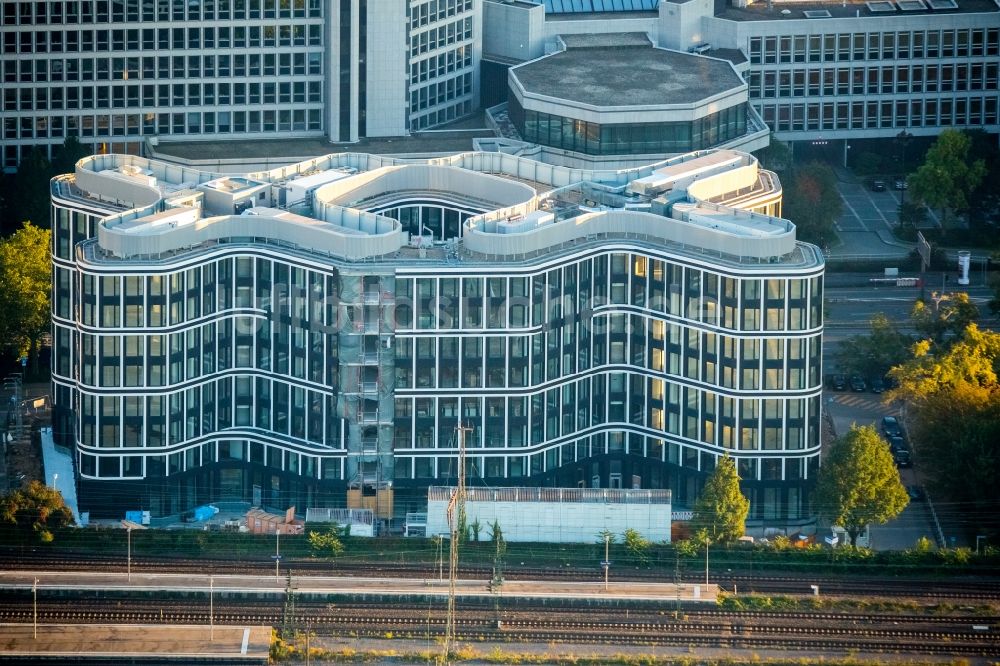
51,151,822,522
508,96,748,155
391,251,822,520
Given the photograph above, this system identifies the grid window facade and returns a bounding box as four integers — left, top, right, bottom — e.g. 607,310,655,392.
745,26,1000,135
1,0,326,168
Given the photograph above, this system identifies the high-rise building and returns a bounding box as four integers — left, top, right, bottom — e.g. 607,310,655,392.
5,0,996,170
51,147,823,526
1,0,480,169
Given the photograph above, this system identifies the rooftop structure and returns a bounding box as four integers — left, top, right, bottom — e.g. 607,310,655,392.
426,486,673,543
511,41,742,107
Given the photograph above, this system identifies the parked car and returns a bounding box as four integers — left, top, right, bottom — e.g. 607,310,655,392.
830,374,847,391
894,448,912,467
882,415,902,438
870,179,887,192
893,177,908,191
887,435,906,454
870,377,885,394
849,375,867,392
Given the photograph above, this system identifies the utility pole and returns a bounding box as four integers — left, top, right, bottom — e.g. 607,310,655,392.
209,575,214,641
704,537,710,586
436,535,443,582
443,422,471,663
32,577,38,640
603,534,610,591
274,531,281,582
127,527,132,582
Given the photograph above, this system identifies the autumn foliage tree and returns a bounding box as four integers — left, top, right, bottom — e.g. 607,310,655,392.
814,425,909,546
0,481,74,543
0,222,52,371
889,325,1000,533
691,454,750,544
910,292,980,344
782,161,843,246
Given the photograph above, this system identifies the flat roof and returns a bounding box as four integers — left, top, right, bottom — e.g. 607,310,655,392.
511,45,743,107
429,486,672,504
156,130,497,162
714,0,998,21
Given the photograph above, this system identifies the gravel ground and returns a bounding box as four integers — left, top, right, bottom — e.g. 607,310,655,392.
308,635,988,665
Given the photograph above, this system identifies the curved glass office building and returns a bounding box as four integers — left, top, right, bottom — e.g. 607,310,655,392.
51,147,822,526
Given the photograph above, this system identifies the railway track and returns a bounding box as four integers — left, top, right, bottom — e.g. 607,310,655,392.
2,598,997,657
4,552,1000,600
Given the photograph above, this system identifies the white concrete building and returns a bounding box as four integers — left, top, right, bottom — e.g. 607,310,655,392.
425,486,672,543
5,0,995,170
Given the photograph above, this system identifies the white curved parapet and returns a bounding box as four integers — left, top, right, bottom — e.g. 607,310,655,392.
463,207,795,260
68,147,800,265
98,206,407,261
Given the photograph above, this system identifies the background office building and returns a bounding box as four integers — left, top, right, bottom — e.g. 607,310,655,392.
2,0,480,168
51,146,823,529
5,0,998,170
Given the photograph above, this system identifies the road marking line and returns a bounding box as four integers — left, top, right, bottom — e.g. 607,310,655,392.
838,191,869,233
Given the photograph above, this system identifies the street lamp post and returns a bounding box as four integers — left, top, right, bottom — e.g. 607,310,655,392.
32,577,38,640
976,535,987,554
127,527,132,582
603,534,610,592
274,531,281,582
896,130,912,207
209,575,214,641
704,539,710,586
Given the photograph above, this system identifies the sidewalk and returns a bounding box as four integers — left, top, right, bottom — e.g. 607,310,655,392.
40,427,80,525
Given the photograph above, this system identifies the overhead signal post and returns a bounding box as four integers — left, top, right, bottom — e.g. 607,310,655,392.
443,422,472,663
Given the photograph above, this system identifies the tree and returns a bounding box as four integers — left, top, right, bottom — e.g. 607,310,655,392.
307,525,345,558
489,520,506,588
834,313,913,379
51,136,90,177
814,425,909,546
622,528,651,564
781,161,843,246
908,130,987,232
0,481,74,542
897,201,928,232
888,325,1000,533
755,134,791,172
0,222,52,368
10,146,53,229
595,528,616,545
691,454,750,544
910,292,979,345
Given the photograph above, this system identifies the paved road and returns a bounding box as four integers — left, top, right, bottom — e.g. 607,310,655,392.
818,277,995,549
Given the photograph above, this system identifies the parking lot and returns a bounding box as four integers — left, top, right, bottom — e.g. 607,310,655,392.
824,385,945,550
831,176,937,259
